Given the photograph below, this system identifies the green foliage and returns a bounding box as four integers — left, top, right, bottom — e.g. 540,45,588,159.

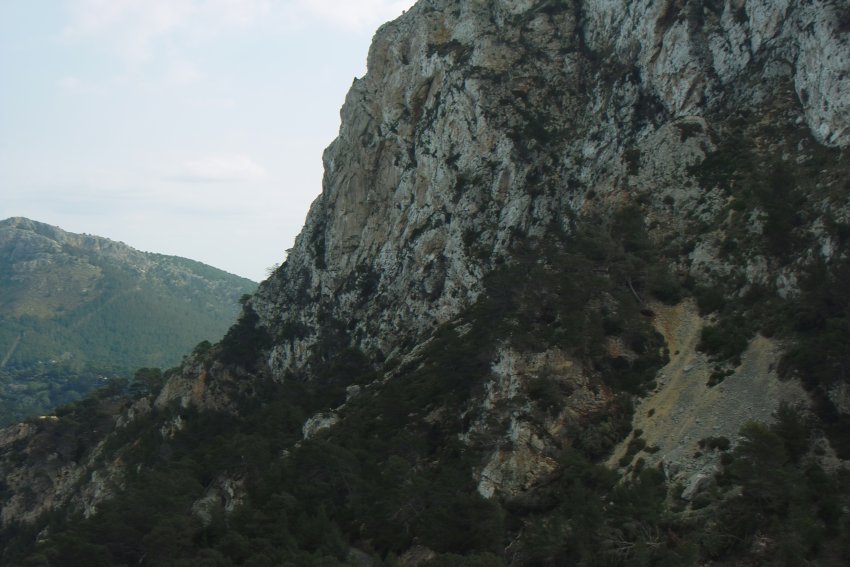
0,362,118,426
5,322,505,565
470,208,669,401
697,315,749,364
526,375,568,414
218,307,273,371
728,422,791,510
618,434,647,467
623,148,641,176
422,553,505,567
698,436,730,452
675,121,704,141
692,284,725,315
772,402,810,463
516,450,697,566
780,260,850,456
687,126,754,193
696,408,850,563
755,162,806,256
0,242,256,423
0,261,254,373
128,367,165,399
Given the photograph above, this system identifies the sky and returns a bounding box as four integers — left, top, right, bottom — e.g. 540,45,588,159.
0,0,417,282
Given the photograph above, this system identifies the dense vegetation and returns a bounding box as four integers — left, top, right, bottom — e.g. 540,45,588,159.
3,190,849,565
0,220,256,424
6,381,848,566
0,212,679,565
686,119,850,457
0,362,113,425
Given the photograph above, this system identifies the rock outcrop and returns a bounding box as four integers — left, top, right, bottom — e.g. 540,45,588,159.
252,0,849,380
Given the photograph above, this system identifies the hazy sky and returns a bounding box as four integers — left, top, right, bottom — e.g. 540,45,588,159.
0,0,416,281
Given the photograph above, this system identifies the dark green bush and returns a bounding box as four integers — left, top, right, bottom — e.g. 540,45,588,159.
218,307,272,370
698,318,749,364
698,436,730,451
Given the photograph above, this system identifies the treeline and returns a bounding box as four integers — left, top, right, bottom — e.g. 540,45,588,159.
0,364,111,426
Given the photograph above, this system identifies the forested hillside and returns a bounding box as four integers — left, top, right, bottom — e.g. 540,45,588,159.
0,217,256,423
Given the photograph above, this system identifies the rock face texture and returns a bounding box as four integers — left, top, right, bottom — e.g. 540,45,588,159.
252,0,850,378
244,0,849,542
2,1,850,564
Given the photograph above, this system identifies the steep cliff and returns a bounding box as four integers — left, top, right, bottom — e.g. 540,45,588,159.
2,1,849,565
252,0,848,381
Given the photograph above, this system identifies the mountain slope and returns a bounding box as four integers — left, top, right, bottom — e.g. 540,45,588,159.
1,1,849,565
0,217,256,423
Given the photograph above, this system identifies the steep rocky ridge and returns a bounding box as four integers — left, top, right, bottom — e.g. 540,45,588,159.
252,0,849,378
1,1,850,565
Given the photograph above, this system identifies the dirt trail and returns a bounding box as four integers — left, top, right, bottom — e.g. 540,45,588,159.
0,333,22,369
608,299,808,473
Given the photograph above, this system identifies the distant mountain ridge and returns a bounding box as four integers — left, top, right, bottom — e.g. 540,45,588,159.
0,217,256,422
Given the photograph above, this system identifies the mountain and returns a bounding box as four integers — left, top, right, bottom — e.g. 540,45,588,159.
0,217,256,424
2,1,850,565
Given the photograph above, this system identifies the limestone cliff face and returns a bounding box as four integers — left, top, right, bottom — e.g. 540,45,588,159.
251,0,849,379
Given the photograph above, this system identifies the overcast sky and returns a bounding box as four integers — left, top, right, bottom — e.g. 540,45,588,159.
0,0,416,281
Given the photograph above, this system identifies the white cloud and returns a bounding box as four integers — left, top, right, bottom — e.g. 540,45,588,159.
57,75,105,95
164,60,203,85
62,0,416,59
61,0,272,61
197,0,273,28
63,0,196,61
181,154,266,182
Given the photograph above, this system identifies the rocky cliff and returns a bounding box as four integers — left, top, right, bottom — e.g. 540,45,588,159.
1,1,849,565
252,0,849,377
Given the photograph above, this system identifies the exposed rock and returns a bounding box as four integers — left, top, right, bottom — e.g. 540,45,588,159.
0,418,121,527
115,397,152,428
191,475,246,527
251,0,849,387
396,545,437,567
470,347,611,501
302,411,339,440
345,384,362,402
608,300,809,483
829,382,850,415
477,417,559,499
154,356,254,414
680,470,715,501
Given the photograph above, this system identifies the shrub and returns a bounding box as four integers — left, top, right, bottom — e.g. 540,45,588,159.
218,307,272,370
698,318,749,364
698,436,730,451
